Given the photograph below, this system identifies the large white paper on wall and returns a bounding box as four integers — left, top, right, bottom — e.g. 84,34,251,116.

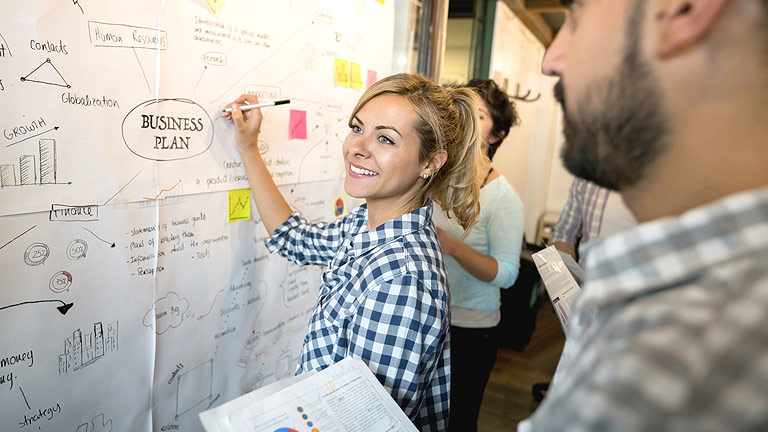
0,0,392,217
0,0,392,431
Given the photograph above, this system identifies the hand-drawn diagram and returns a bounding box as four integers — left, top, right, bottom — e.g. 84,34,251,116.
143,292,190,335
67,239,88,259
175,359,214,420
144,180,182,201
20,58,71,88
76,413,113,432
0,1,393,430
49,270,73,293
24,242,50,266
1,138,70,186
58,321,119,375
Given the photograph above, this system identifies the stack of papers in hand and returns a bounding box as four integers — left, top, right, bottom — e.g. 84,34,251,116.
532,245,582,332
199,357,417,432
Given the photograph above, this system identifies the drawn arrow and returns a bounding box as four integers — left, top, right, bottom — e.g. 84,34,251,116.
0,299,74,315
82,227,116,248
6,126,59,148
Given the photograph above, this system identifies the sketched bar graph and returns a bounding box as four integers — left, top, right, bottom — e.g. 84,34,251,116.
19,155,36,185
1,139,60,187
39,139,56,184
0,164,16,186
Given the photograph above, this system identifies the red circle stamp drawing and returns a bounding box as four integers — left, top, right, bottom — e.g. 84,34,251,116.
50,271,73,293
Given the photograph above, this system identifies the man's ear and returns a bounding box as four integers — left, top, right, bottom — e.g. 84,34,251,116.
657,0,732,58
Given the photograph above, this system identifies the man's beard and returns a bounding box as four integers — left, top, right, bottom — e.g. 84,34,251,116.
555,0,669,191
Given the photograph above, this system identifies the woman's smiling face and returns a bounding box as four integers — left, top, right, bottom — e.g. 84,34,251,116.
342,93,428,213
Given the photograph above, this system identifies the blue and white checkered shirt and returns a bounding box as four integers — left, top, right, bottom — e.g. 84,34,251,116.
520,186,768,431
266,203,451,431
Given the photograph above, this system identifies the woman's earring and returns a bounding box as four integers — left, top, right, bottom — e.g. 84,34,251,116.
422,173,429,179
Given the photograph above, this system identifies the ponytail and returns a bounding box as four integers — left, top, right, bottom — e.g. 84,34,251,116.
350,73,482,231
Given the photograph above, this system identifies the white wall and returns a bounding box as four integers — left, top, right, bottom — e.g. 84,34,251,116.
488,1,573,243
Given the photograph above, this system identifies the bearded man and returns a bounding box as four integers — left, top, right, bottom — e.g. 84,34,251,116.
520,0,768,430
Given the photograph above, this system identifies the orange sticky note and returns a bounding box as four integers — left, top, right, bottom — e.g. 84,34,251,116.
366,70,378,89
334,58,350,87
350,62,363,89
228,189,251,223
289,110,307,140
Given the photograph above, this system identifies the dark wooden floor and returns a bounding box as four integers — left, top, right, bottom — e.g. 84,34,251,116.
478,301,566,430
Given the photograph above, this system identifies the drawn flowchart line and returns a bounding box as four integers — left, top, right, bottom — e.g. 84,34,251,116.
290,135,327,193
193,66,207,93
210,22,314,104
0,225,36,251
175,359,214,420
20,58,70,88
132,48,152,93
196,289,224,321
19,386,31,410
82,227,116,248
103,170,142,205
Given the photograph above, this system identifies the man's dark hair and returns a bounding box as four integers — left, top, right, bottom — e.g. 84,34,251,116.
466,78,519,160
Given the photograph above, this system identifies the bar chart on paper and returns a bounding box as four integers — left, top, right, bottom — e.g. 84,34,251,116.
1,139,69,187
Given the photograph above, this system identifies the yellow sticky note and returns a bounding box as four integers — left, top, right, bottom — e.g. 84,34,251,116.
334,58,350,87
333,196,348,219
206,0,226,18
350,62,363,89
228,189,251,223
376,0,385,4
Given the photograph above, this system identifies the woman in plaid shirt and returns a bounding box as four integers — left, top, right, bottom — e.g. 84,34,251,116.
223,73,482,431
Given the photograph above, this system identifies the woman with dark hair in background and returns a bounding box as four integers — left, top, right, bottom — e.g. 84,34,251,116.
434,78,525,432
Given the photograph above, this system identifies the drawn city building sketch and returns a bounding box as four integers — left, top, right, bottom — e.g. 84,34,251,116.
58,321,119,374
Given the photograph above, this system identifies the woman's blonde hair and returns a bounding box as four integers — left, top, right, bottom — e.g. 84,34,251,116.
349,73,481,231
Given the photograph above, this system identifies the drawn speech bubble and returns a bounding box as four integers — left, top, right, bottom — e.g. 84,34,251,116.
24,243,50,266
50,271,73,293
67,239,88,260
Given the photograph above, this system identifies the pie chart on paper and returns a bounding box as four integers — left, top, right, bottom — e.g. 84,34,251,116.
273,428,299,432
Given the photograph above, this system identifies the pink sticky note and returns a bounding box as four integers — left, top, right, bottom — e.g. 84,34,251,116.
289,110,307,140
366,70,378,89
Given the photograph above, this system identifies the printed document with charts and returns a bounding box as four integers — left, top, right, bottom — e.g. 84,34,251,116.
199,356,417,432
532,245,583,332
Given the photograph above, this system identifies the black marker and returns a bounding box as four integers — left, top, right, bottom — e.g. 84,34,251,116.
221,99,290,113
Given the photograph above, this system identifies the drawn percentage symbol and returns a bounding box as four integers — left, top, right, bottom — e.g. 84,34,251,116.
49,271,73,293
24,243,50,266
67,239,88,260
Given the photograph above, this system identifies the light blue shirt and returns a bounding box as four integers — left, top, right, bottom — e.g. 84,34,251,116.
434,176,525,315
